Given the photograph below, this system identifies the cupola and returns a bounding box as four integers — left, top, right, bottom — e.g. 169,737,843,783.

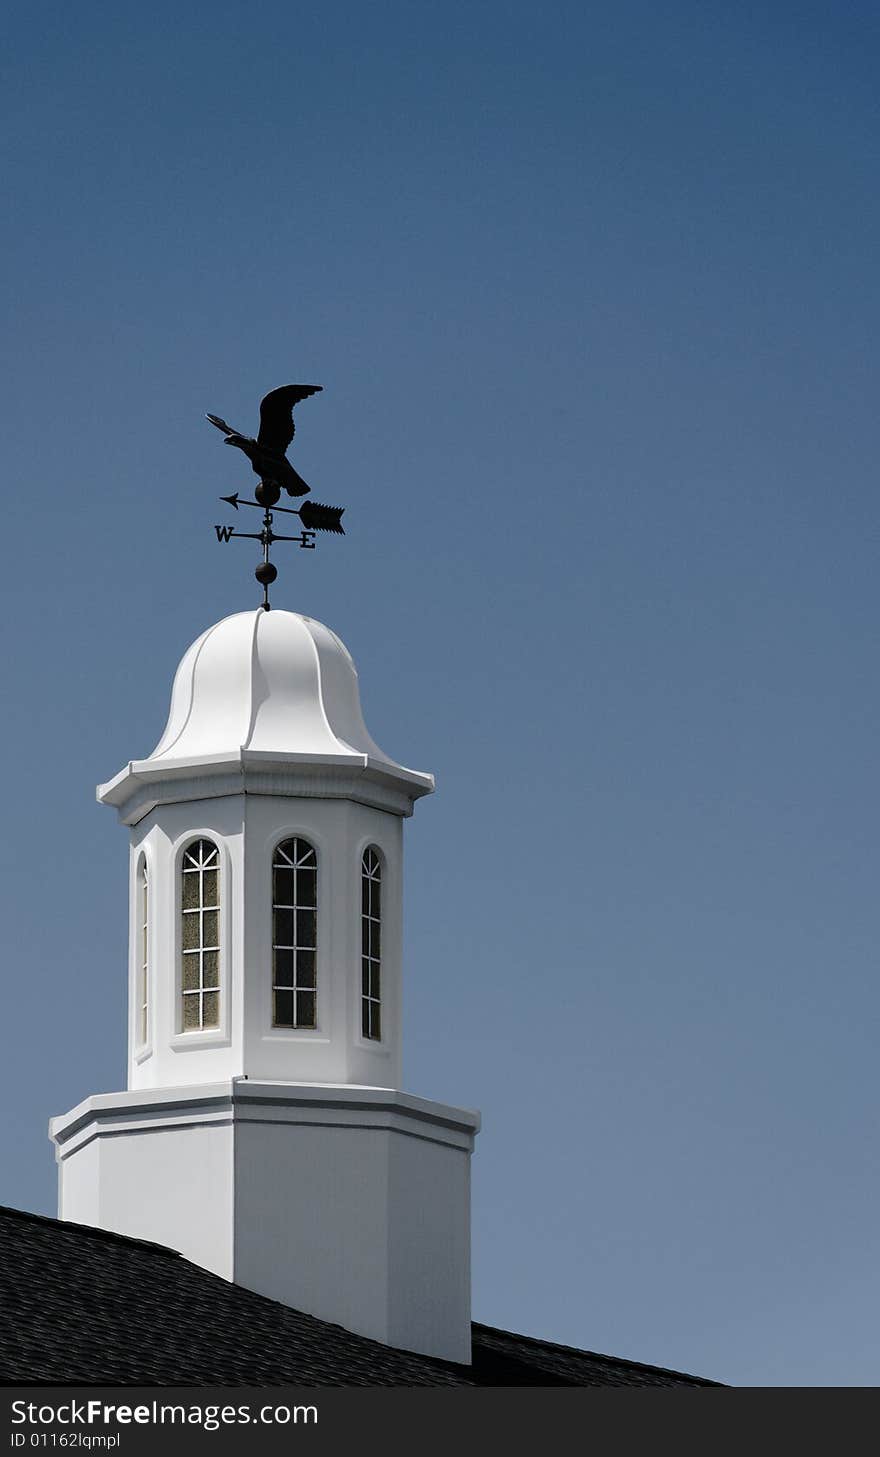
50,606,478,1363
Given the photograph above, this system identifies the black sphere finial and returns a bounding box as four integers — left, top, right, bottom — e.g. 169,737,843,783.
255,480,281,508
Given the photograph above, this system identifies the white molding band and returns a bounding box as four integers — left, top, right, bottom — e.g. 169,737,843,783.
50,1080,481,1160
99,753,432,825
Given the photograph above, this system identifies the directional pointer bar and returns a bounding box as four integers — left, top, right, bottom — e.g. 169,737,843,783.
221,493,296,513
214,525,318,546
221,493,344,534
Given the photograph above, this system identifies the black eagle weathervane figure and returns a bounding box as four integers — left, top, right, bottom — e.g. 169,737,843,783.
207,383,322,499
207,383,345,611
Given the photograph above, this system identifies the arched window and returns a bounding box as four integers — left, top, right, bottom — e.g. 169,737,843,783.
136,856,149,1046
272,838,317,1029
361,847,381,1041
181,838,220,1030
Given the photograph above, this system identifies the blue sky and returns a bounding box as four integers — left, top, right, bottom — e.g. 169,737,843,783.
1,1,879,1386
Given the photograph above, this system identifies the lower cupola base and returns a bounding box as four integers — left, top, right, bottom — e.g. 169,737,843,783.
50,1078,480,1365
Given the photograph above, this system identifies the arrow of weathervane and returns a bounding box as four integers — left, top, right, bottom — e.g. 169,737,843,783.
220,493,344,534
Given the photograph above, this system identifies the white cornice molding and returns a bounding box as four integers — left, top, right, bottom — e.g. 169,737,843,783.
97,751,434,825
50,1080,481,1159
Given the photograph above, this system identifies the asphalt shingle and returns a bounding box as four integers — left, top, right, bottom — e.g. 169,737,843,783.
0,1206,719,1387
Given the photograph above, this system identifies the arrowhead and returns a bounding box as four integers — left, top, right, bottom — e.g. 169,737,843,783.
221,493,239,510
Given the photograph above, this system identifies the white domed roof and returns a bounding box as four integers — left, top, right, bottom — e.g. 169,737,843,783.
98,609,433,823
150,609,397,764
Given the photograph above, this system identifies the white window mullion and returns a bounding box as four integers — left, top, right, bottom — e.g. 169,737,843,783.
181,840,220,1032
361,848,382,1042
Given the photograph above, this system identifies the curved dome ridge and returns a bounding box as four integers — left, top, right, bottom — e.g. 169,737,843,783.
303,616,357,756
148,612,257,761
149,619,217,759
241,606,263,750
305,614,393,765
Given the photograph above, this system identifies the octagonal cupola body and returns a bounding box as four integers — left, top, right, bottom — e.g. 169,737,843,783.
98,609,434,1092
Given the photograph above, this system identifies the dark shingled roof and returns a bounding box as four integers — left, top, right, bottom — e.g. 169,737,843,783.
0,1206,720,1387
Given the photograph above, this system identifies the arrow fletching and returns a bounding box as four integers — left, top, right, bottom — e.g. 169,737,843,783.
299,501,345,534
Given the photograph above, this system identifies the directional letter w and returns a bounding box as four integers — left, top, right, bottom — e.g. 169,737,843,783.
214,525,235,542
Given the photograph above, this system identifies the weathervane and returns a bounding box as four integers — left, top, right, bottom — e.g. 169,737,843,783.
207,383,345,610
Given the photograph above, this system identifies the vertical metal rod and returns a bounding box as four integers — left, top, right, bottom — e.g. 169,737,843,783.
262,507,272,611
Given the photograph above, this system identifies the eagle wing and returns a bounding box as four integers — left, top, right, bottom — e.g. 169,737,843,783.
257,384,322,451
206,413,235,435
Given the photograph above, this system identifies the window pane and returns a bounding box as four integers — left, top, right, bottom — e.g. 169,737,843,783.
372,1003,381,1040
202,910,219,947
362,1001,371,1038
274,841,295,869
369,920,381,960
273,867,295,905
202,949,219,988
202,868,218,907
202,991,220,1028
183,992,201,1028
370,965,380,1000
297,949,316,988
274,989,294,1027
274,948,294,987
362,920,370,957
295,840,317,868
296,909,316,949
362,963,370,997
370,878,381,917
182,953,201,991
182,872,201,910
296,867,317,907
295,990,316,1028
362,877,370,916
182,912,200,950
274,908,294,946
